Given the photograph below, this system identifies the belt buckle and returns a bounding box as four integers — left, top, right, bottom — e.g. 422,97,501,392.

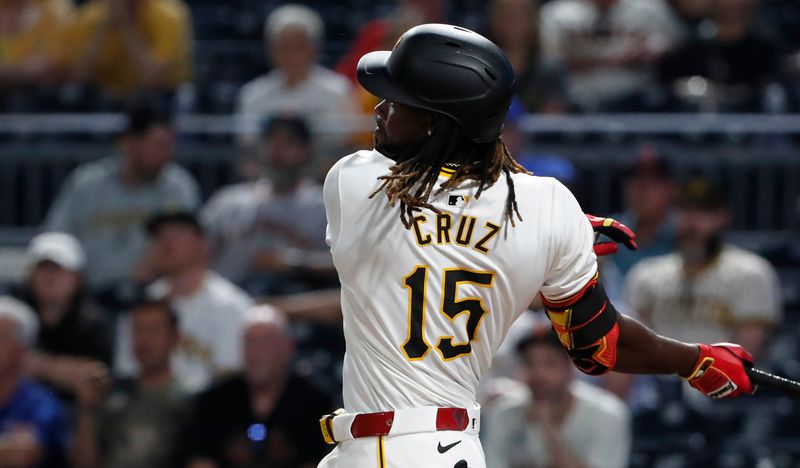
319,408,344,445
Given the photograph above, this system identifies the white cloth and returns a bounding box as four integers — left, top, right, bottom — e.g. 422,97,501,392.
45,157,200,287
235,65,356,137
482,380,631,468
324,149,597,413
202,178,328,284
625,245,782,344
540,0,681,109
318,432,486,468
114,272,253,393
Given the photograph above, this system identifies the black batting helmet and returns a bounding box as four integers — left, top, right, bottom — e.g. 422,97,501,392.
357,23,516,143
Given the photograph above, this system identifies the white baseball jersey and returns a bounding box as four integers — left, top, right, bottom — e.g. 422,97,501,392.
324,150,597,413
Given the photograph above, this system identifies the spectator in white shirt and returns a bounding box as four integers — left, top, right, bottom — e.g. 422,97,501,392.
626,177,781,360
203,116,332,294
44,102,200,292
114,211,253,393
482,328,631,468
235,4,356,144
540,0,681,111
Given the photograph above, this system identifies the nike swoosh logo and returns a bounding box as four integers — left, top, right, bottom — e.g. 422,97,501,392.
437,440,462,453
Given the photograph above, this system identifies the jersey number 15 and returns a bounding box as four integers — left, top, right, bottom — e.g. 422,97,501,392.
402,265,494,361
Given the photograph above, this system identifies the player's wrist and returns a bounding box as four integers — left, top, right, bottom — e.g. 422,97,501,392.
677,343,701,378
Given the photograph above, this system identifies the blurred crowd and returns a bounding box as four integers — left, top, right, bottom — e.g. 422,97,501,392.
1,1,799,468
1,0,800,114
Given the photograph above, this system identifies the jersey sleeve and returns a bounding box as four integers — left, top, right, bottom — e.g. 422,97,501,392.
540,180,598,301
323,157,346,249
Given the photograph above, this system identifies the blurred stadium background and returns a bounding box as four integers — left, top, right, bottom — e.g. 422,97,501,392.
1,0,800,467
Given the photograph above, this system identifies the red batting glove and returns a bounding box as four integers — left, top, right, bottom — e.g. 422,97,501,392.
684,343,755,398
586,214,638,256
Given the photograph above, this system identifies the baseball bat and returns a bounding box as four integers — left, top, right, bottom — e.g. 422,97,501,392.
747,367,800,396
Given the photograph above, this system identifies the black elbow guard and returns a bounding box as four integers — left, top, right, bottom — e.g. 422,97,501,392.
542,274,620,375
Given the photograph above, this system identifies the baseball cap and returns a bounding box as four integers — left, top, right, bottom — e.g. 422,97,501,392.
26,232,86,272
677,177,728,210
145,210,204,237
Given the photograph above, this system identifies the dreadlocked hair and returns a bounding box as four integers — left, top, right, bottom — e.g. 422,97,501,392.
369,114,529,229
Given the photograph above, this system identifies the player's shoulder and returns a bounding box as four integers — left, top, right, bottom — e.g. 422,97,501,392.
718,245,777,278
627,252,681,283
67,157,119,189
326,149,390,180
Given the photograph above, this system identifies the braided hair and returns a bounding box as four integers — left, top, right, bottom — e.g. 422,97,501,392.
369,114,529,229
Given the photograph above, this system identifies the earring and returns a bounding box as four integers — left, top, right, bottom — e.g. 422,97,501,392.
427,129,432,136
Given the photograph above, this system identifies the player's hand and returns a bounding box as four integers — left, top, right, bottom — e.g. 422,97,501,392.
586,214,638,256
684,343,755,398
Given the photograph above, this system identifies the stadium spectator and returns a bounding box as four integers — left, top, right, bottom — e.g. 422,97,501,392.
66,0,192,98
626,177,782,359
202,116,332,295
482,328,631,468
235,4,355,143
610,146,678,277
667,0,713,37
44,102,200,294
0,0,73,94
0,296,68,468
540,0,682,112
335,0,444,84
11,233,111,403
184,305,331,468
72,299,189,468
489,0,569,114
658,0,781,112
114,210,252,393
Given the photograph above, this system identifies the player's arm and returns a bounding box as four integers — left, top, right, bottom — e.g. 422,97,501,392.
544,183,754,398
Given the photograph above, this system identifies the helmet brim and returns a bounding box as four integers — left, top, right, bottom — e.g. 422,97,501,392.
357,51,429,111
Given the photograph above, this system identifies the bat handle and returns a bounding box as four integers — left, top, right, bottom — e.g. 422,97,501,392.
746,367,800,396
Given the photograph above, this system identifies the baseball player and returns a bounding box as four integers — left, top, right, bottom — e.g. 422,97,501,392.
318,24,755,468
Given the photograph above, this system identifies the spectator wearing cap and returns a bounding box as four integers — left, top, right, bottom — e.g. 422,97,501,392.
114,210,253,393
0,296,69,468
235,4,356,144
482,328,631,468
65,0,192,97
73,299,190,468
44,101,200,295
626,177,782,360
184,306,331,468
10,233,111,405
202,115,333,295
610,146,678,278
